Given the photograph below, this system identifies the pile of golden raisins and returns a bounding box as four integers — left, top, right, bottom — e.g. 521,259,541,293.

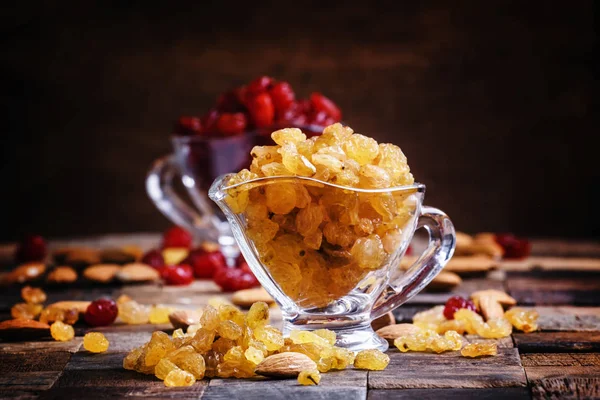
124,302,389,387
224,124,417,308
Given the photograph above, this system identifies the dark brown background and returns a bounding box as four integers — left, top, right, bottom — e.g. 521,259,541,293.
0,1,597,241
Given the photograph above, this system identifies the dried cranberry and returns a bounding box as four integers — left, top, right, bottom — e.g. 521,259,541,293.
269,82,296,114
141,249,165,270
216,112,247,135
163,264,194,285
247,93,275,128
443,296,477,320
246,76,274,96
14,234,47,263
310,92,342,121
84,298,118,327
162,226,193,249
213,267,259,292
201,109,220,135
307,110,329,125
494,233,531,260
216,90,246,113
174,116,202,136
184,248,226,279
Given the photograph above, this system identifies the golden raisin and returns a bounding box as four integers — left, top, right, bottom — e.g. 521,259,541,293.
21,286,46,304
298,369,321,385
83,332,109,353
461,342,498,358
50,321,75,342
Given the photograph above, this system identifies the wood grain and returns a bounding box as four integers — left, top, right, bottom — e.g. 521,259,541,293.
521,353,600,399
368,349,527,389
522,306,600,332
367,388,531,400
514,332,600,353
506,271,600,305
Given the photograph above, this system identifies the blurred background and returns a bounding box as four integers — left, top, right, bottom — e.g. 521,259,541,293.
0,1,597,241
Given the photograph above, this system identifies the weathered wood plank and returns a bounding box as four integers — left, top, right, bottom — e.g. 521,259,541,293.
0,390,39,399
514,332,600,353
0,338,82,354
0,351,72,392
367,387,531,400
521,353,600,399
521,306,600,332
368,348,526,389
530,240,600,258
408,277,506,305
204,382,366,400
506,271,600,305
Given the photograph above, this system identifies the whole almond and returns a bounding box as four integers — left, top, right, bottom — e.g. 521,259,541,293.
427,271,462,291
232,287,274,308
0,319,51,341
48,301,91,314
477,295,505,321
200,241,220,253
64,248,101,268
116,263,160,282
454,232,474,255
1,263,46,285
169,310,201,330
371,311,395,332
471,289,516,306
444,255,497,274
255,352,317,378
83,264,121,283
99,248,137,265
376,323,421,344
47,266,78,284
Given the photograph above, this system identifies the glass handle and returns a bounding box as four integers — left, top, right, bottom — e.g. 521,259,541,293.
371,206,456,320
146,155,219,241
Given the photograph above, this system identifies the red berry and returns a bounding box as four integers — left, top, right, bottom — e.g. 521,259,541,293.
443,296,477,320
84,298,118,327
246,76,274,96
494,233,531,260
310,92,341,121
174,116,202,136
216,112,247,135
162,226,193,249
15,234,47,263
185,249,226,279
216,90,245,113
163,264,194,286
213,267,259,292
141,249,165,270
201,109,220,135
247,93,275,128
269,82,295,114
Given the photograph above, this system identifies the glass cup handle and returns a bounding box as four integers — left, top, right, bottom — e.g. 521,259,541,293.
146,155,220,240
371,206,456,320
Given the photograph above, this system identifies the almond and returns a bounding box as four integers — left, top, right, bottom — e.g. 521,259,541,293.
454,232,474,255
64,248,101,268
0,319,50,341
116,263,160,282
0,263,46,285
169,310,201,330
120,245,143,260
371,311,395,332
46,266,78,284
427,271,462,291
444,255,497,273
48,300,91,314
255,352,317,378
376,323,421,344
231,287,274,308
471,290,516,321
99,248,137,265
83,264,121,283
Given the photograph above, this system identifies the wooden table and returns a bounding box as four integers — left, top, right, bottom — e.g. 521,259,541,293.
1,235,599,399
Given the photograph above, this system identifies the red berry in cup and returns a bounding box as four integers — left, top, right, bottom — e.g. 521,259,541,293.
216,90,245,113
213,267,259,292
84,298,118,327
141,249,165,270
216,112,247,135
494,233,531,260
174,116,202,135
185,248,227,279
443,296,477,320
247,92,275,128
15,234,47,263
162,226,192,249
163,264,194,286
310,92,342,121
269,81,295,114
246,76,274,96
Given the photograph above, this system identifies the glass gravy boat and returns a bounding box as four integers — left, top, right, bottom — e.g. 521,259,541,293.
209,175,455,352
